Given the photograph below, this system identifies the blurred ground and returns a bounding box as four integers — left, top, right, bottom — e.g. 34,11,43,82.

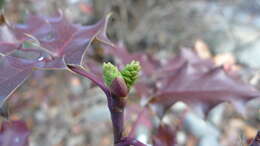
1,0,260,146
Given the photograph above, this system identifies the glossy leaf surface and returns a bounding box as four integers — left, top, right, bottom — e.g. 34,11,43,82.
0,13,112,112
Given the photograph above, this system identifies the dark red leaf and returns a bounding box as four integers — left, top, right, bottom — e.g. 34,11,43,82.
0,120,30,146
0,56,34,111
148,49,260,119
0,13,114,113
10,14,50,41
155,48,214,79
4,12,113,68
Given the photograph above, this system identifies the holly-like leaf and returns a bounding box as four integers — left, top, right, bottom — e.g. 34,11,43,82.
6,12,113,68
102,40,260,119
0,120,30,146
152,124,176,146
155,48,214,79
0,13,113,115
148,49,260,119
0,56,34,110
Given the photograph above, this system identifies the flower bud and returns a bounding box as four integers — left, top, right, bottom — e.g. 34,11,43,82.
103,62,123,86
110,77,128,98
121,60,141,88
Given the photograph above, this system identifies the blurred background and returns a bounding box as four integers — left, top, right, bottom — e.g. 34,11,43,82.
1,0,260,145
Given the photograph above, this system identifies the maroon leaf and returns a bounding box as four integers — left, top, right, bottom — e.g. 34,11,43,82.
0,56,34,113
4,12,113,68
152,124,176,146
131,53,160,76
155,48,214,79
10,14,50,42
148,49,260,119
0,120,30,146
82,58,103,78
0,13,114,113
103,41,131,66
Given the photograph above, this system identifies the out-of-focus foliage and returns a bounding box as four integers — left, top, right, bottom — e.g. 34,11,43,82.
0,120,30,146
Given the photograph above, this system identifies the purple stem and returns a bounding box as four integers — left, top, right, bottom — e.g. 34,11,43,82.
67,65,109,94
67,65,129,145
111,106,124,143
115,137,147,146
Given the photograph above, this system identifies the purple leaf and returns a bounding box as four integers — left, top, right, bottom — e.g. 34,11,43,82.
0,120,30,146
6,12,113,68
0,56,34,113
155,48,214,79
10,14,50,41
0,13,114,112
148,49,260,119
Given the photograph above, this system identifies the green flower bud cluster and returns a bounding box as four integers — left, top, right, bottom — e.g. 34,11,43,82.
103,60,141,89
120,61,141,88
103,62,123,86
